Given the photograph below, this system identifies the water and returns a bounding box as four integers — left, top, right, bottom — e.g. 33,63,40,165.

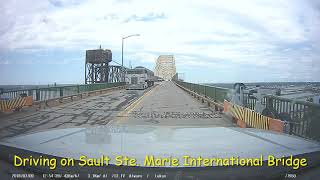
0,84,75,92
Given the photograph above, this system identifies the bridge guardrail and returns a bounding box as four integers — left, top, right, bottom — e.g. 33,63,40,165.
0,82,125,102
246,95,320,141
174,80,320,141
174,81,230,105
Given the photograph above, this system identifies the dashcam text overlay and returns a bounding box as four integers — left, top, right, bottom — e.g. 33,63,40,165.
13,155,307,170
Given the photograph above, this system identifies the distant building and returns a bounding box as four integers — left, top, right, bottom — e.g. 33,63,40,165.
154,55,176,81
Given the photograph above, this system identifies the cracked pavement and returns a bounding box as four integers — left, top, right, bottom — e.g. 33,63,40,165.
113,82,234,127
0,89,143,140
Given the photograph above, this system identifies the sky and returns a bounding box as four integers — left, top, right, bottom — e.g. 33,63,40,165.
0,0,320,85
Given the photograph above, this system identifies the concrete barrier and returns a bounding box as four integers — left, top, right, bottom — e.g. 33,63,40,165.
269,118,285,133
0,96,33,112
0,100,8,112
224,100,284,133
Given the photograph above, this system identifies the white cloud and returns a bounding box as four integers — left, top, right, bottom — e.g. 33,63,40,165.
0,0,320,81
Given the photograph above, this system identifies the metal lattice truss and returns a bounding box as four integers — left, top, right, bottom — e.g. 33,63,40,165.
85,63,126,84
108,65,127,83
85,63,109,84
154,55,176,81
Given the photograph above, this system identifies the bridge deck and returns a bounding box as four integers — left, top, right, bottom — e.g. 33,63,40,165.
0,89,143,140
0,82,234,140
112,81,234,126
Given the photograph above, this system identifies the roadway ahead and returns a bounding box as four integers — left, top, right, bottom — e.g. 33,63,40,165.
112,81,234,127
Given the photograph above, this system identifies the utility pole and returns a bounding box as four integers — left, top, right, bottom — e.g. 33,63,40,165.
121,34,140,81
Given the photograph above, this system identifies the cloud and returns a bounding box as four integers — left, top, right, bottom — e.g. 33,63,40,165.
124,12,167,23
0,0,320,82
0,58,9,65
48,0,84,8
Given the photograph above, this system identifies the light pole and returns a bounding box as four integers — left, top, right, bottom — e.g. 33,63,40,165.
121,34,140,67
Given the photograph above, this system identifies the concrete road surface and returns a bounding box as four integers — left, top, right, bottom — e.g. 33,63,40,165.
0,89,144,140
112,81,234,127
0,82,234,140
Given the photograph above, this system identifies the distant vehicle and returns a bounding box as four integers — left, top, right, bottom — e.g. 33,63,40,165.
125,66,155,90
156,77,164,82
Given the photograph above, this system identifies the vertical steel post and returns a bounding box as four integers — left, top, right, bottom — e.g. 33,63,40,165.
59,87,63,97
36,89,40,101
121,38,124,67
85,62,87,84
28,90,32,96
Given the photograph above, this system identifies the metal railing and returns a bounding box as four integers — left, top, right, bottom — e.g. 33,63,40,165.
174,81,229,104
0,82,125,102
252,95,319,141
175,80,320,141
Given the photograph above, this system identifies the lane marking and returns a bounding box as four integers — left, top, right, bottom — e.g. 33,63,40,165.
112,85,159,124
124,85,158,114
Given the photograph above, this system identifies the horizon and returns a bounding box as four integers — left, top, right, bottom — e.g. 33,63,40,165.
1,81,320,87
